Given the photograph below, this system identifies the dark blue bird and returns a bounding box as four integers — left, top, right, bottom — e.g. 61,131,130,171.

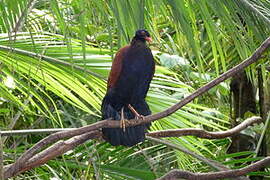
101,30,155,146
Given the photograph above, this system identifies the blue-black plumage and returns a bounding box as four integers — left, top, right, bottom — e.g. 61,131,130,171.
101,30,155,146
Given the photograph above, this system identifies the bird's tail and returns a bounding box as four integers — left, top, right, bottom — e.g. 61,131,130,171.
101,97,151,147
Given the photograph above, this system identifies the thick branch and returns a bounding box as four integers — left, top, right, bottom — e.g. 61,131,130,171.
1,117,261,139
2,121,108,177
157,157,270,180
3,120,110,176
4,130,101,179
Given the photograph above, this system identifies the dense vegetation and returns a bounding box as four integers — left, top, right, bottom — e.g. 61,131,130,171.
0,0,269,179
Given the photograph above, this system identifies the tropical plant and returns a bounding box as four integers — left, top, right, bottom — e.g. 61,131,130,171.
0,0,269,179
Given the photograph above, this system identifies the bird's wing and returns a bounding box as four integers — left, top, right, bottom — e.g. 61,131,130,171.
112,46,155,102
107,45,130,89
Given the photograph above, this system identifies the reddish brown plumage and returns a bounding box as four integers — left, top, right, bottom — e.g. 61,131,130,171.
107,45,130,89
101,29,155,146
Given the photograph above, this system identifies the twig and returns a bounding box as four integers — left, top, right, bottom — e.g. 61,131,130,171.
147,136,231,171
147,137,249,180
2,98,33,144
138,144,159,178
147,116,261,139
157,157,270,180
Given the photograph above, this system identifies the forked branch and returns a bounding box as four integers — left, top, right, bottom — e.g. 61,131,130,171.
3,116,262,179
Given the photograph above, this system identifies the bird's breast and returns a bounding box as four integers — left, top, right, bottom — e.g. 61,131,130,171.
124,47,154,71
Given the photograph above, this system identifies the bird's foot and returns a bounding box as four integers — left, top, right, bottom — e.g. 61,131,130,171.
136,114,145,120
128,104,145,120
120,107,126,132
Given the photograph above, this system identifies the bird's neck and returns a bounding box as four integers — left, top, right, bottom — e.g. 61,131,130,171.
131,38,146,46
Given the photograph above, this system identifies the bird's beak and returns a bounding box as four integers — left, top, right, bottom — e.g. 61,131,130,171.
145,37,152,42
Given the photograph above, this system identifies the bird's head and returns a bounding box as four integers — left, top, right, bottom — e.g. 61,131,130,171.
133,29,152,43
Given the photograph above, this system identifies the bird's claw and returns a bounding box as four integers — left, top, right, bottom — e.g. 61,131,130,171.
120,107,126,132
128,104,144,120
120,105,144,132
135,114,145,120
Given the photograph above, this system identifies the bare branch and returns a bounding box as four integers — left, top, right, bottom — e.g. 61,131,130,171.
4,130,101,179
1,116,262,165
1,116,261,139
0,117,262,170
147,116,261,139
2,116,261,179
157,157,270,180
3,120,109,176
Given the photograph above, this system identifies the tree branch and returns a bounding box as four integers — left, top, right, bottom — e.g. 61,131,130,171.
4,130,101,179
1,117,261,139
148,116,261,138
2,116,261,179
1,116,261,165
157,157,270,180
